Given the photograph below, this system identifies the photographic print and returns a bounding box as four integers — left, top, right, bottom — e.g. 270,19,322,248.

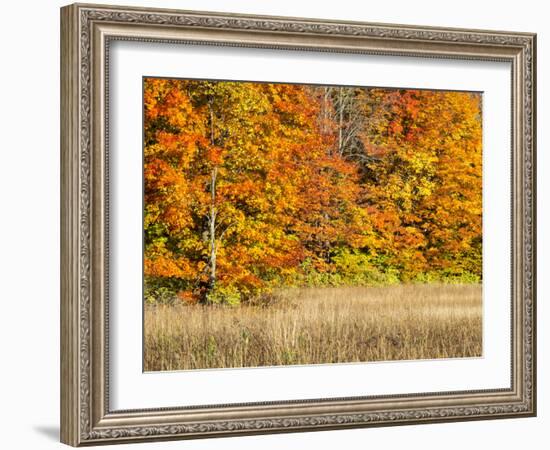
143,78,483,372
61,5,536,444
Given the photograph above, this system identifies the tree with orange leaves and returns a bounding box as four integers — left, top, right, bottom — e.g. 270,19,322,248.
359,89,482,280
144,78,483,305
144,79,370,304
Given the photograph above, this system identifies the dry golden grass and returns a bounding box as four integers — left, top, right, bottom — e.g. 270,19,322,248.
144,284,482,371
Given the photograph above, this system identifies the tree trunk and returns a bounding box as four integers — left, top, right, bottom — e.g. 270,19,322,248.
208,166,218,292
323,87,331,134
338,87,344,154
206,101,218,299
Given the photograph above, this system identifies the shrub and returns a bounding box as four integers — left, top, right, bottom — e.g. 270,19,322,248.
144,276,192,305
332,248,400,286
205,285,242,306
413,270,481,284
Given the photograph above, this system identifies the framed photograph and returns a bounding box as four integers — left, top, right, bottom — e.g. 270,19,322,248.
60,3,536,446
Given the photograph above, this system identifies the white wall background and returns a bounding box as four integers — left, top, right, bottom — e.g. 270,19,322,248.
0,0,546,449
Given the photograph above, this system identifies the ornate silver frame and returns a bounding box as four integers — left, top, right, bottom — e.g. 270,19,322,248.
60,3,536,446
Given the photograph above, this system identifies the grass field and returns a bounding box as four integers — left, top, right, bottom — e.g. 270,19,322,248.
143,284,482,371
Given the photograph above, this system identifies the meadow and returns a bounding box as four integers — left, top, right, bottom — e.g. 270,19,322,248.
144,283,482,371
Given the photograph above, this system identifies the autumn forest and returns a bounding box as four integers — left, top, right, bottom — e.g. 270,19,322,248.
143,77,483,370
